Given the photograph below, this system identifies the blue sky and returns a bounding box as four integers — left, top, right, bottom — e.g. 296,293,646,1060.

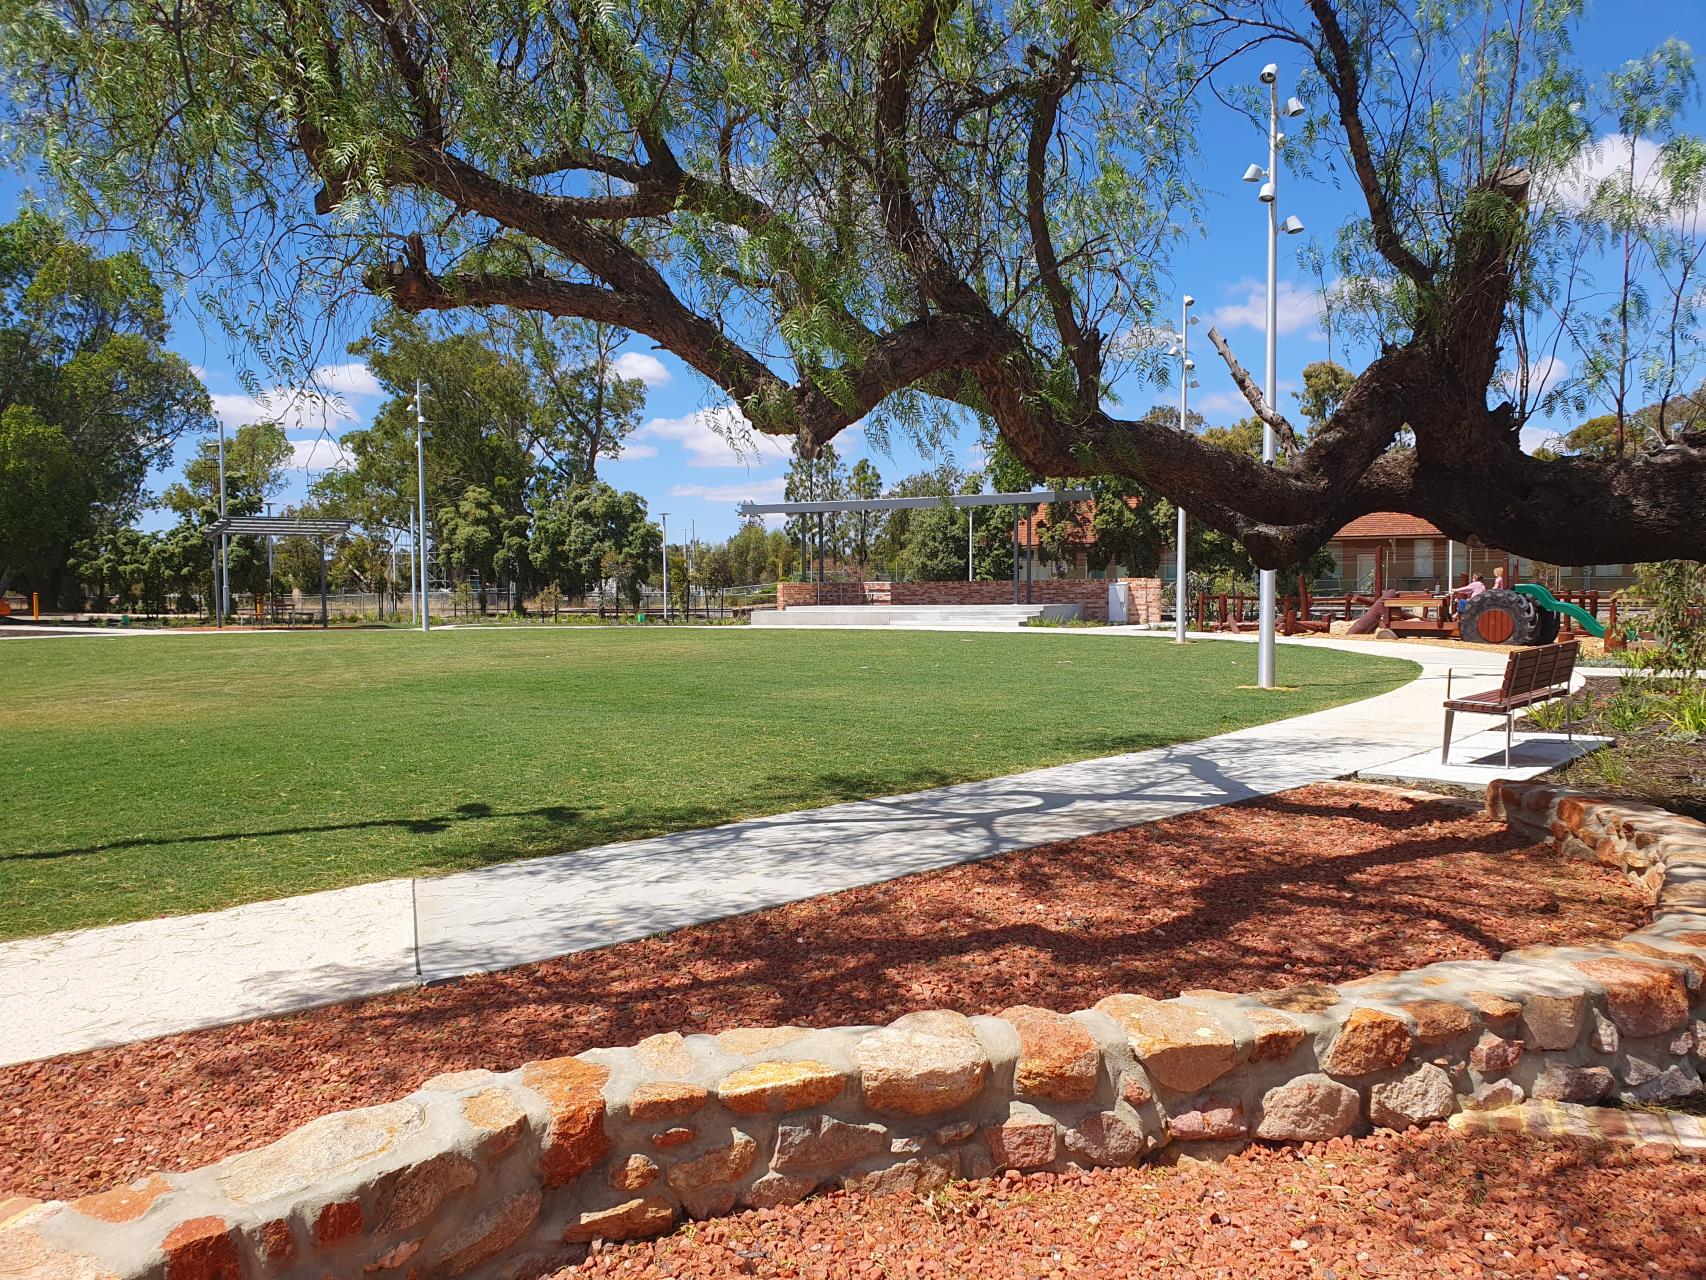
5,0,1700,543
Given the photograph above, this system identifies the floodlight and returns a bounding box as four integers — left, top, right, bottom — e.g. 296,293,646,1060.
1283,96,1306,118
1182,293,1195,306
1281,214,1305,235
1189,315,1200,325
1242,163,1265,183
1183,357,1195,370
1165,345,1180,357
1259,63,1278,85
1258,181,1275,203
1188,379,1200,389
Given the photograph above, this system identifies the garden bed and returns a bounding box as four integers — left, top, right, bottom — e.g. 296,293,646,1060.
0,784,1648,1203
564,1129,1705,1280
1524,676,1706,821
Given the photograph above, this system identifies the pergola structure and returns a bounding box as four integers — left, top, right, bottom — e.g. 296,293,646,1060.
203,515,352,628
738,489,1092,603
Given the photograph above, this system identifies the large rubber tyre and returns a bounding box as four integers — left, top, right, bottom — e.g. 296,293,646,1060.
1459,588,1536,645
1531,605,1561,645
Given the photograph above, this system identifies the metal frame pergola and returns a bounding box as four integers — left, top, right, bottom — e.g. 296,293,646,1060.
737,489,1092,604
203,516,353,628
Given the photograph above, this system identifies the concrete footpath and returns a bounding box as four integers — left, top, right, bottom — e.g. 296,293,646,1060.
0,631,1519,1067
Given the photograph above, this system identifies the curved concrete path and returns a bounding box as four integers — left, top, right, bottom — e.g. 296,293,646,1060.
0,631,1511,1067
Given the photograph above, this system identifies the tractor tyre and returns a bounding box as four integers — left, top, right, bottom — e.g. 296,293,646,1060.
1458,589,1536,646
1531,605,1561,645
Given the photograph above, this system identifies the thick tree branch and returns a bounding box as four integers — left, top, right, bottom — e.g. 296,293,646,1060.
1204,325,1301,459
1306,0,1435,289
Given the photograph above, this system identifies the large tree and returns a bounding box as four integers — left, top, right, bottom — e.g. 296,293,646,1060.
5,1,1703,565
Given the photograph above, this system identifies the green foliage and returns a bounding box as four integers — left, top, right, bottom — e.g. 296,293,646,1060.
0,213,210,593
1294,362,1356,433
529,482,659,607
1629,561,1706,684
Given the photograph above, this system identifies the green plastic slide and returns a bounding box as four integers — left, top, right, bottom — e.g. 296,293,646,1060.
1513,583,1605,637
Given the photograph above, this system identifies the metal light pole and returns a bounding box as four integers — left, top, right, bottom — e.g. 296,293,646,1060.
1247,65,1306,688
415,380,430,633
1172,294,1198,643
660,513,670,622
216,421,229,627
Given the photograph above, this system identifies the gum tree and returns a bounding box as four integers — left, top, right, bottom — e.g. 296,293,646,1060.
3,0,1702,567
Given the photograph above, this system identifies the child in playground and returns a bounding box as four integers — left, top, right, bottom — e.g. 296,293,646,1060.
1450,572,1487,616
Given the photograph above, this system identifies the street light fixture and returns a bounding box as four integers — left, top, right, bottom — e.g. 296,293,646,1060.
1170,294,1197,644
1247,63,1306,689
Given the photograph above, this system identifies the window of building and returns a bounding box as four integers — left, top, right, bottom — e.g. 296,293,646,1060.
1412,539,1434,580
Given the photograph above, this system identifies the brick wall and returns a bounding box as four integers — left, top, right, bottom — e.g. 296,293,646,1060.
774,579,1163,624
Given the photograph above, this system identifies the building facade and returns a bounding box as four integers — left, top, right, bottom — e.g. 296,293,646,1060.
1315,512,1637,595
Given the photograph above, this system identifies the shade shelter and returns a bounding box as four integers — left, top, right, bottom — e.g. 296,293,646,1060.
738,489,1091,604
203,515,352,627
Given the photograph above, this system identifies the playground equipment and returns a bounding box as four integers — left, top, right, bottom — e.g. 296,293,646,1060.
1457,584,1607,646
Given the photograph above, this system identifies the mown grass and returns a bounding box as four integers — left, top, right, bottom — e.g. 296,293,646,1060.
0,627,1415,938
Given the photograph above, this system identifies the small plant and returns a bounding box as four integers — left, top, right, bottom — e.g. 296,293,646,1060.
1659,686,1706,739
1524,697,1575,732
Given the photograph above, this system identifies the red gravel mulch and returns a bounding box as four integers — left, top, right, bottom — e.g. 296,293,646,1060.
566,1130,1706,1280
1,785,1649,1201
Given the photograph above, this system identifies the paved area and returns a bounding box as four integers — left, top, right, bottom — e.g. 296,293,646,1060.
0,631,1524,1067
1451,1100,1706,1155
1358,728,1610,785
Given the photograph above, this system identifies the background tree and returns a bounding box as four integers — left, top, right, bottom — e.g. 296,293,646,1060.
846,459,884,579
0,214,211,599
530,481,658,605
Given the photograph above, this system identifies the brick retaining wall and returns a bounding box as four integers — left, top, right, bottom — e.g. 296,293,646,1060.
773,579,1161,623
8,782,1705,1280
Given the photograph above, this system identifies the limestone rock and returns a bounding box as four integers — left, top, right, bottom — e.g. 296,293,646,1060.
1169,1100,1246,1142
665,1132,757,1193
1245,1009,1308,1062
1520,992,1587,1052
773,1118,887,1172
1397,1000,1475,1048
627,1082,710,1123
608,1155,659,1193
742,1172,818,1209
714,1026,812,1055
217,1102,425,1205
1255,1074,1361,1142
997,1006,1100,1101
519,1057,612,1188
854,1011,989,1116
633,1032,697,1077
1095,995,1236,1093
1465,991,1523,1023
1531,1065,1614,1104
1368,1064,1455,1130
1322,1009,1413,1078
374,1152,478,1235
1575,957,1690,1037
161,1217,242,1280
1062,1112,1148,1167
460,1089,528,1162
983,1111,1058,1170
1630,1062,1703,1104
1253,985,1341,1015
70,1176,172,1225
1460,1080,1525,1111
1468,1032,1523,1076
1590,1009,1620,1054
840,1155,959,1198
716,1061,845,1115
932,1120,977,1146
563,1196,675,1244
434,1189,541,1276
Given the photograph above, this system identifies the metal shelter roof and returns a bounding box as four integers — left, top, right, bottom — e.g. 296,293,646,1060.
737,489,1091,518
203,516,353,540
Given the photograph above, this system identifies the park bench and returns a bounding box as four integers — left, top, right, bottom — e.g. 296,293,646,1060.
1441,640,1578,768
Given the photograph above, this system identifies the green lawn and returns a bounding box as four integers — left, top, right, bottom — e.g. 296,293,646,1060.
0,627,1416,939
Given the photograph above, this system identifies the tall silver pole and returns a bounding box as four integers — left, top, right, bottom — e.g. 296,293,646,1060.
1257,76,1280,689
967,508,974,581
409,505,418,623
1175,294,1192,643
217,422,229,627
660,513,670,622
416,379,430,633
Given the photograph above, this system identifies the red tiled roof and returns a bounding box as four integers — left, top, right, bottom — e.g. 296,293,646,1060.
1334,512,1444,539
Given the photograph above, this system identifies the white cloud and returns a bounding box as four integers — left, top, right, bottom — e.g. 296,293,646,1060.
1547,133,1706,229
287,436,353,472
1500,355,1569,399
612,351,672,387
210,363,383,432
669,477,788,504
628,406,792,468
1194,391,1249,418
614,441,659,461
1211,279,1324,337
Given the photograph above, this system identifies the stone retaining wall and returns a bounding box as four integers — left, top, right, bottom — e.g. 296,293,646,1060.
7,783,1706,1280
